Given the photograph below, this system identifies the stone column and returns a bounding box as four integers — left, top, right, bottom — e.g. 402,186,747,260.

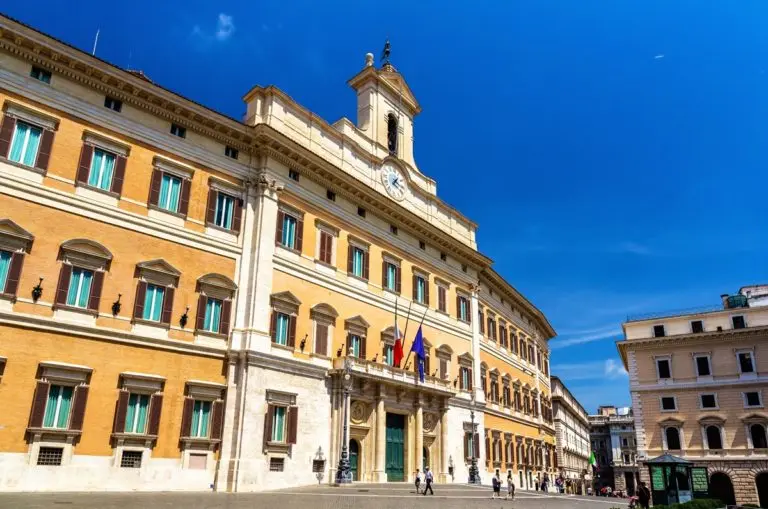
329,379,340,483
415,396,424,476
439,402,449,483
373,386,387,482
469,284,485,404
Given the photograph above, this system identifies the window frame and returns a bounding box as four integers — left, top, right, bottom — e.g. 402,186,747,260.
347,237,370,281
660,396,678,412
457,293,470,323
104,96,123,112
699,393,718,410
731,315,746,329
690,320,704,333
743,391,763,409
653,324,666,338
170,123,186,138
315,220,338,267
737,349,756,376
30,66,52,83
694,354,712,378
224,145,239,160
655,356,672,381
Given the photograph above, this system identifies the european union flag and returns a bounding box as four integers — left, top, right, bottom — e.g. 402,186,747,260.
411,326,425,382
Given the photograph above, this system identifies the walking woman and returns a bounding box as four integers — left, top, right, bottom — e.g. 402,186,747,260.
505,471,516,500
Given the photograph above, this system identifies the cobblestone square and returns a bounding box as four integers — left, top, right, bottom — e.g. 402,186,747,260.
0,484,626,509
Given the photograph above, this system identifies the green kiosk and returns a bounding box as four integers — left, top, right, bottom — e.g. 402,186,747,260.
646,454,710,505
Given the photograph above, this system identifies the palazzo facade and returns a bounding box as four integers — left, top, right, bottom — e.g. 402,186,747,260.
0,15,556,491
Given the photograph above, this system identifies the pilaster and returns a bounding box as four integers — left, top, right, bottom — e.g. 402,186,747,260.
415,395,424,474
470,284,485,404
439,401,449,483
372,385,387,482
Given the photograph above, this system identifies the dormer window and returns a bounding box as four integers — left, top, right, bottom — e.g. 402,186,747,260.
387,113,398,155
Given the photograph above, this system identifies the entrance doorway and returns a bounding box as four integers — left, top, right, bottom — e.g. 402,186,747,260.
349,440,359,482
519,471,524,489
755,472,768,508
709,472,735,506
385,413,405,482
422,446,429,471
625,471,636,496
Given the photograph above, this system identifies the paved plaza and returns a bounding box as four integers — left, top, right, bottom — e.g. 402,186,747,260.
0,484,626,509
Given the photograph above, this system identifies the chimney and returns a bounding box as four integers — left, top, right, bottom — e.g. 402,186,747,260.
721,294,730,309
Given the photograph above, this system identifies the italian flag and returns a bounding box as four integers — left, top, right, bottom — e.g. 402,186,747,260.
589,452,598,473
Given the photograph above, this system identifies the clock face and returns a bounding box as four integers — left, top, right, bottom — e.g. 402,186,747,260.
381,164,407,201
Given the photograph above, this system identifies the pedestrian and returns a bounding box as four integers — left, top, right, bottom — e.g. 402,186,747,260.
505,471,515,500
535,479,539,491
414,469,421,494
637,481,651,509
423,466,434,496
491,469,502,499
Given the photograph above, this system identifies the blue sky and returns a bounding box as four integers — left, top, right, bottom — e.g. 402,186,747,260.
7,1,767,413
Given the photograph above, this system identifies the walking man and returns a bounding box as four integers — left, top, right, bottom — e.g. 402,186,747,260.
637,481,651,509
414,469,421,494
423,466,434,495
492,469,502,500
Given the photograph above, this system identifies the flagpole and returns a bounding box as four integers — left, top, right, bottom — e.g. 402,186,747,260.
400,301,413,353
403,308,428,369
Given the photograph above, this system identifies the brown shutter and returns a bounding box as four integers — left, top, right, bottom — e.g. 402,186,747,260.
381,261,387,288
263,405,274,448
148,169,163,206
346,244,353,273
295,217,303,251
320,232,329,263
363,250,369,280
474,433,480,460
275,210,284,244
195,295,207,331
69,385,90,431
315,324,328,355
464,433,469,459
55,264,72,306
178,178,191,217
412,274,418,300
211,400,224,440
287,315,296,347
287,406,298,444
180,397,194,438
161,287,174,325
205,188,217,224
360,335,367,360
395,265,401,293
467,301,472,324
232,198,243,234
269,311,277,341
76,144,93,184
3,252,24,295
111,155,126,195
220,299,232,336
28,380,50,428
0,115,17,158
346,333,351,355
456,296,461,320
35,129,54,171
133,281,147,320
147,393,163,436
87,271,104,312
325,233,333,264
112,390,129,433
425,278,430,306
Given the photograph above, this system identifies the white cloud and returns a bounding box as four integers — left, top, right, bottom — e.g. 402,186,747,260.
605,359,628,378
550,326,621,350
551,359,628,381
215,14,235,41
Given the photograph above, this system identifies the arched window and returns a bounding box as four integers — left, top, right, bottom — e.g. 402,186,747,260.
751,424,768,449
387,113,398,155
665,427,681,450
706,426,723,450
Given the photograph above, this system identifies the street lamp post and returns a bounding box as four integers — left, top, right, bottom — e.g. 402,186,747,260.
335,358,353,484
468,392,480,484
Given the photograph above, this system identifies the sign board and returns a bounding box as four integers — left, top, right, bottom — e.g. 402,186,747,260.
692,467,709,498
651,466,665,491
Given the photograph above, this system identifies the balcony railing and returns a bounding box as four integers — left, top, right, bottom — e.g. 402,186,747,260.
333,356,456,395
626,304,726,322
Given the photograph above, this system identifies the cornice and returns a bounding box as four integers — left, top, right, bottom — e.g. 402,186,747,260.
244,350,328,380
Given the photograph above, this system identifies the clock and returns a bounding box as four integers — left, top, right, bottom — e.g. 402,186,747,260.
381,164,407,201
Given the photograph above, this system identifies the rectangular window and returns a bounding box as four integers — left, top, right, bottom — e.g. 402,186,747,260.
439,358,448,379
440,252,447,261
158,173,182,213
224,145,238,159
415,276,426,303
8,121,42,166
653,325,666,338
190,400,212,438
30,66,51,83
124,393,150,434
43,384,73,429
270,457,285,471
274,312,290,346
318,230,333,264
700,394,717,409
385,262,397,291
326,190,336,201
357,207,366,218
745,392,762,408
271,406,286,442
732,316,746,329
214,193,235,230
460,367,472,390
288,169,299,182
351,247,365,278
348,335,362,358
170,123,186,138
280,214,297,249
656,359,671,379
438,286,446,312
66,267,93,308
458,296,469,322
419,241,426,250
0,250,11,291
695,356,711,377
87,148,116,191
142,284,165,322
384,345,394,366
120,450,143,468
390,225,398,235
37,446,63,466
661,397,677,411
739,352,755,373
104,96,122,112
691,320,704,333
203,298,223,333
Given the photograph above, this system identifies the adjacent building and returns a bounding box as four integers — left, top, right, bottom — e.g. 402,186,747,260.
0,15,557,492
551,376,590,494
588,405,639,495
618,288,768,506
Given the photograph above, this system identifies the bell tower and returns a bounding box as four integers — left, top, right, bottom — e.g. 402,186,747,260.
347,48,421,168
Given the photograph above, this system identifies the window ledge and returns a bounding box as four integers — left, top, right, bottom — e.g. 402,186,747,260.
111,432,158,443
313,259,337,270
205,225,238,243
148,206,186,227
27,427,81,438
132,318,170,330
195,329,227,340
0,156,46,177
272,342,295,353
74,184,120,207
0,292,16,303
264,441,291,456
180,436,221,447
53,304,98,316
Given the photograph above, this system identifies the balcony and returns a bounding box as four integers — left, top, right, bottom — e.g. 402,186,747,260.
332,356,456,397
